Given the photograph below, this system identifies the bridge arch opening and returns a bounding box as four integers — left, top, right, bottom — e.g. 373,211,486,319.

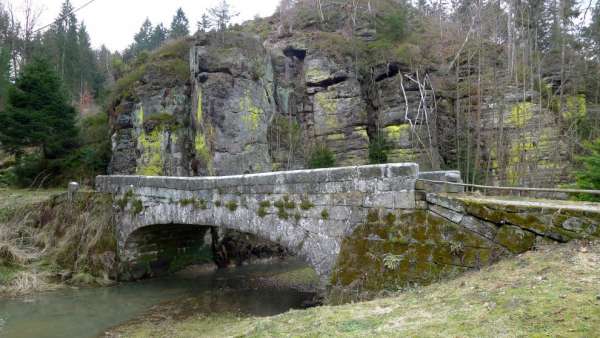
120,223,302,281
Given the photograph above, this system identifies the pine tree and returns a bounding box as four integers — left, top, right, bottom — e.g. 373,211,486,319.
208,0,238,32
169,8,190,39
197,13,212,33
150,23,168,50
0,58,78,160
133,18,153,54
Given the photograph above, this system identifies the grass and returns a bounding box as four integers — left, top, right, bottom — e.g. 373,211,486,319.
112,241,600,337
0,189,116,296
0,188,65,221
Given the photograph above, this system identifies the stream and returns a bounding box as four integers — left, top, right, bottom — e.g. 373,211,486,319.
0,260,316,338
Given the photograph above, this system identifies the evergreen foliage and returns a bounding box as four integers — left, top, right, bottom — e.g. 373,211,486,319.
308,145,335,169
169,8,190,39
369,134,391,164
576,139,600,201
0,58,78,186
208,0,238,32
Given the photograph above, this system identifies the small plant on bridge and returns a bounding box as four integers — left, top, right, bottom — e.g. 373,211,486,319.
117,190,134,210
180,198,208,209
382,253,403,270
384,212,396,226
257,200,271,218
449,241,465,257
300,197,314,210
131,199,144,215
367,210,379,223
214,200,222,207
278,208,289,220
321,209,329,220
258,206,268,218
283,195,295,209
226,200,238,212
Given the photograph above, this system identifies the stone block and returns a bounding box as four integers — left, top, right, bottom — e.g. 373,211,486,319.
386,163,419,178
357,165,385,179
460,216,498,240
495,225,536,254
429,204,464,224
426,194,465,213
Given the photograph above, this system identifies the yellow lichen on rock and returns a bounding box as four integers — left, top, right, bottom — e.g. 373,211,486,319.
240,90,262,131
137,129,164,176
509,102,534,128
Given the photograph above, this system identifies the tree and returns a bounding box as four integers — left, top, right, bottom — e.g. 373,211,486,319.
169,7,190,39
150,23,168,49
208,0,238,32
197,13,211,33
0,58,77,161
0,45,11,110
133,18,153,54
576,138,600,201
586,0,600,56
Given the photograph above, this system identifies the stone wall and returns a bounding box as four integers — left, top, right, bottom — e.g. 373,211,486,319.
331,171,600,293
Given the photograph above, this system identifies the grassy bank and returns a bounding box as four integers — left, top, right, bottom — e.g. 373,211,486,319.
0,189,117,296
111,241,600,337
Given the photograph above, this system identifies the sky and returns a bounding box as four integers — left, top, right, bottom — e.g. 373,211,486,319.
12,0,280,51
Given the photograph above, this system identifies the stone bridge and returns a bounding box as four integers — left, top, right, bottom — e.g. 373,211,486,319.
96,163,424,281
96,163,600,288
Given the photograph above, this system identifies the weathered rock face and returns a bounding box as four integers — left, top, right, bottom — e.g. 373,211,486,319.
190,32,275,176
107,24,577,188
109,40,193,177
109,31,439,177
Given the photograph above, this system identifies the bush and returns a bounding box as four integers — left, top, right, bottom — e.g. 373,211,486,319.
308,145,335,169
369,134,391,164
575,138,600,201
376,8,409,43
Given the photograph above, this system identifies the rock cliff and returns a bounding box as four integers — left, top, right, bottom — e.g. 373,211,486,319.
108,17,579,187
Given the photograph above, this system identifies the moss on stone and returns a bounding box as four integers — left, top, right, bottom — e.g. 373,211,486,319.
321,209,330,220
331,210,507,292
495,225,536,254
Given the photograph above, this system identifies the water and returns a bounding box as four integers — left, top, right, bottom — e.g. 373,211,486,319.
0,260,315,338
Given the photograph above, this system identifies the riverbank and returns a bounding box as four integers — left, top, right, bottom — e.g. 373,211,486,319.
108,240,600,337
0,189,117,296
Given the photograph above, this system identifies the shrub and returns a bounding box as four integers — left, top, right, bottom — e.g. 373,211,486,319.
575,138,600,201
308,145,335,169
369,134,391,164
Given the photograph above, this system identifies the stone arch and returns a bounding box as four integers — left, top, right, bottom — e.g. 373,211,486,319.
120,223,213,280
